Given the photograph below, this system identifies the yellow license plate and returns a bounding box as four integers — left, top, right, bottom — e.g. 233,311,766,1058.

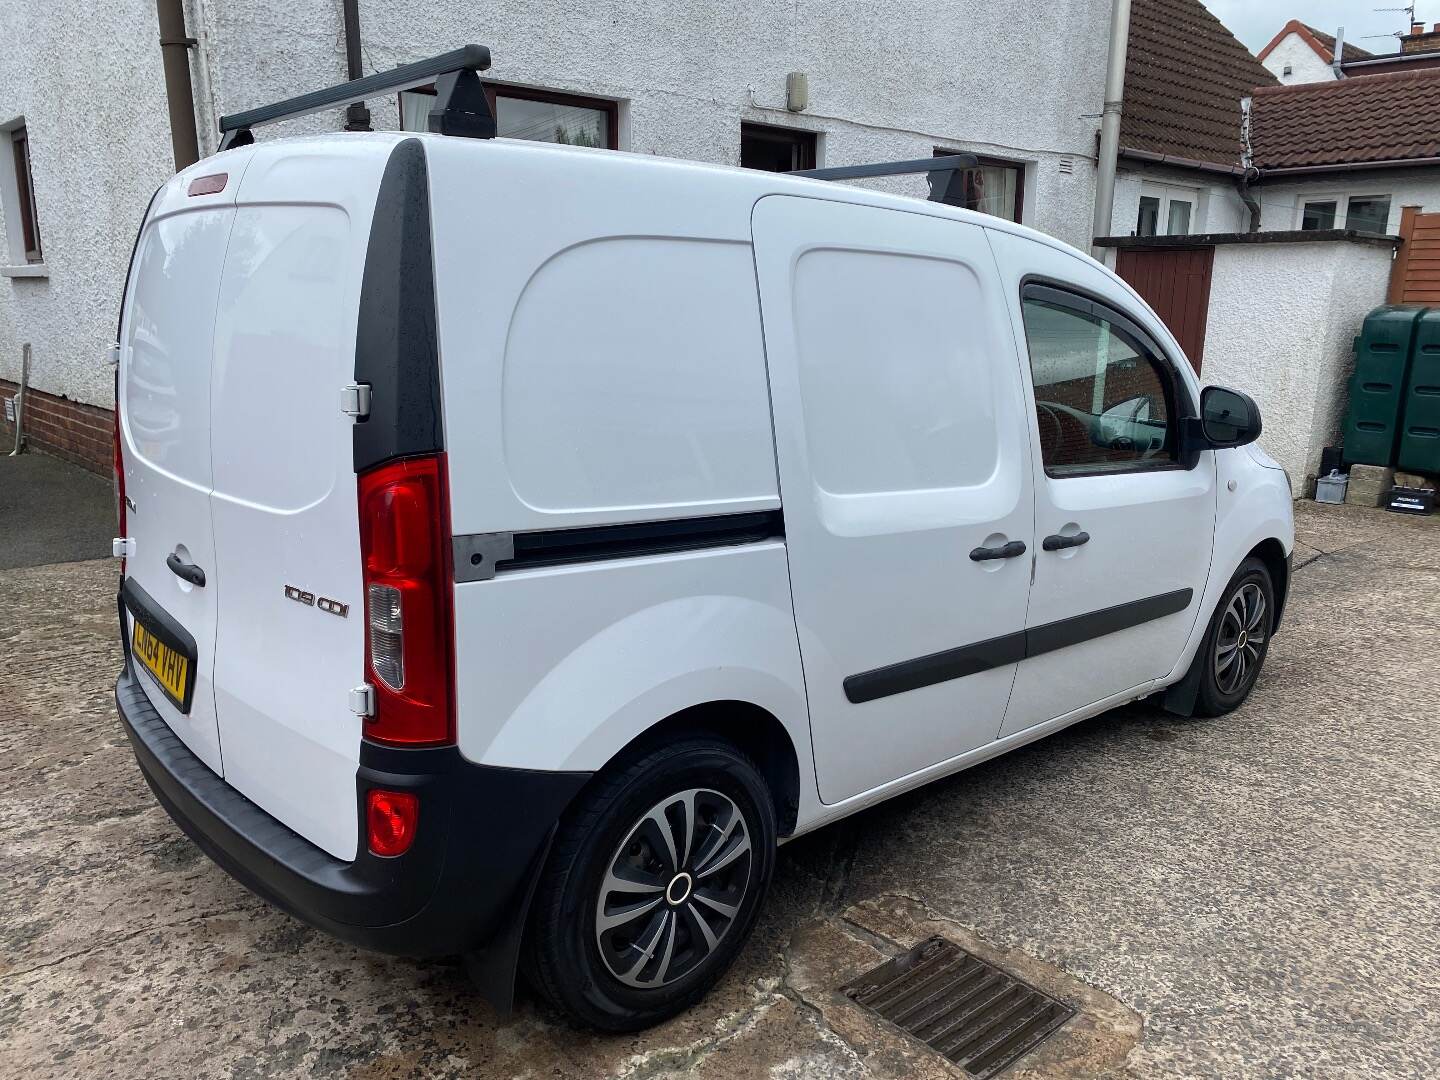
133,621,190,709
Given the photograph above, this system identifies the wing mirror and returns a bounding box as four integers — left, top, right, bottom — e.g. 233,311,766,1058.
1197,385,1262,449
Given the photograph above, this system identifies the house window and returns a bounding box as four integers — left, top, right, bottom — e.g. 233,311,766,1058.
932,150,1024,223
1283,64,1293,77
1136,183,1197,237
1299,194,1393,234
8,124,42,263
740,123,816,172
1300,200,1338,230
399,85,618,149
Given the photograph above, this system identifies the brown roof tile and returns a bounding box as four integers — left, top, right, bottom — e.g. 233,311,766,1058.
1250,68,1440,169
1120,0,1279,169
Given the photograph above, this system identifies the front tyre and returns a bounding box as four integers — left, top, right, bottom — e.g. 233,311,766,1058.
1194,556,1275,717
524,737,777,1031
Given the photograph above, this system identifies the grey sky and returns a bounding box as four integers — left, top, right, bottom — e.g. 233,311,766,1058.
1200,0,1422,54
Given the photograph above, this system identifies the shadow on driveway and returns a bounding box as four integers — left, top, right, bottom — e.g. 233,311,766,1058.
0,452,113,570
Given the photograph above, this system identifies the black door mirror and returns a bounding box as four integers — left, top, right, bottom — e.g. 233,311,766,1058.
1199,386,1262,448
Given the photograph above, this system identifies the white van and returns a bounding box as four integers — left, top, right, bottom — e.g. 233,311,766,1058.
113,51,1293,1032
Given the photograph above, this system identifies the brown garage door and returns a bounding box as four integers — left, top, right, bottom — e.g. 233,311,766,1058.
1114,246,1215,372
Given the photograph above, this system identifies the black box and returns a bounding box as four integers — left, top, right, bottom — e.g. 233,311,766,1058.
1384,486,1436,515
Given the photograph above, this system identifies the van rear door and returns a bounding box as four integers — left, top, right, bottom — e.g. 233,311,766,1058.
207,141,398,861
119,158,252,775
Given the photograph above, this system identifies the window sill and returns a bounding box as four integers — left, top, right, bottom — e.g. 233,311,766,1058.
1,264,48,279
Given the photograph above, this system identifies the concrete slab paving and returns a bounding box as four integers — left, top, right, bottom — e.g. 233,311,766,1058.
0,502,1436,1078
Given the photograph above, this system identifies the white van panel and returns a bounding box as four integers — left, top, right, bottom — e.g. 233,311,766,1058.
425,137,777,535
753,196,1036,804
206,141,394,860
121,203,239,775
455,544,809,773
502,237,776,515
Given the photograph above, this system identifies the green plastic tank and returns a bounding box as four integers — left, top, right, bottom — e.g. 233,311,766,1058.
1398,308,1440,475
1342,305,1428,468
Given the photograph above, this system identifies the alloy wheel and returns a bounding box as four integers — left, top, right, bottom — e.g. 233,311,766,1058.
594,788,753,988
1214,581,1267,695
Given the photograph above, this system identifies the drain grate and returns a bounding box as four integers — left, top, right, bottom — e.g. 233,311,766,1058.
843,936,1075,1078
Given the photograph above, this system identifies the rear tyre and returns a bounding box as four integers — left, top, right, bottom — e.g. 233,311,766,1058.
1193,556,1274,717
524,737,777,1031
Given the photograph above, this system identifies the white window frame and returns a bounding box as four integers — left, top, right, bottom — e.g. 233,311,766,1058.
1136,182,1202,237
1295,192,1395,233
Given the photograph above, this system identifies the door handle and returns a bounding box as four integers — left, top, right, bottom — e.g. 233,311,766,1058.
969,540,1028,562
166,553,207,587
1042,531,1090,552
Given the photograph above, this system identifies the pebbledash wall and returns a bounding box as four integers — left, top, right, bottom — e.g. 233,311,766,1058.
1200,236,1398,488
2,0,1116,472
0,0,175,472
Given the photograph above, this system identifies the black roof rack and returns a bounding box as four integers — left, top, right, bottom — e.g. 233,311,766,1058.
217,44,495,150
791,154,981,203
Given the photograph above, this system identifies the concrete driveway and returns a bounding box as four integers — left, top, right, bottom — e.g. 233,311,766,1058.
1,495,1437,1079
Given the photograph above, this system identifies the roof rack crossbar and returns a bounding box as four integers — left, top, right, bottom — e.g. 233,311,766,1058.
218,44,493,149
791,153,981,203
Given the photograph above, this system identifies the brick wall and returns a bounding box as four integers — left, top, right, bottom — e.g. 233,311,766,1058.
0,379,113,475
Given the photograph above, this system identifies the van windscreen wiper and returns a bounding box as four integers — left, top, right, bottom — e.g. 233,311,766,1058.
218,44,495,150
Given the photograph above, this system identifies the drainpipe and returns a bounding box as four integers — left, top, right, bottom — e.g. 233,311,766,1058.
1331,27,1346,79
155,0,200,170
1236,96,1261,231
341,0,372,131
1091,0,1133,258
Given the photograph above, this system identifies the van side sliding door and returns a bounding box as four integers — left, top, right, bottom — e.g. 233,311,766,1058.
752,196,1036,805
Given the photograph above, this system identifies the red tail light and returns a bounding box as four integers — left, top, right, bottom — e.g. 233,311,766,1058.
357,454,455,746
366,789,419,857
113,399,127,573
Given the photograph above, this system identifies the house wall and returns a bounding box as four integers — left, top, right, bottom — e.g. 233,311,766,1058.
2,0,1114,470
1110,161,1248,237
0,0,176,464
1260,34,1337,85
1253,167,1440,234
1201,239,1396,488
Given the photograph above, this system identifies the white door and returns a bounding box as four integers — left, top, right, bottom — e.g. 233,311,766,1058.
207,146,381,860
986,232,1216,736
119,180,245,776
752,196,1035,804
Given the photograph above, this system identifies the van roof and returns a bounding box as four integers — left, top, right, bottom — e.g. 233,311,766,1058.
205,131,1102,273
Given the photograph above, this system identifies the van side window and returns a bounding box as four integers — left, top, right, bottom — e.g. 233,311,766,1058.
1020,286,1179,477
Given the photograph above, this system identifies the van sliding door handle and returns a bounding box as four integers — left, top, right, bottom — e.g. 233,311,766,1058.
1042,531,1090,552
166,553,207,587
969,540,1028,562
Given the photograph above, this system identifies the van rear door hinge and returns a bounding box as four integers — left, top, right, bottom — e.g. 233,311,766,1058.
348,684,375,717
340,383,372,419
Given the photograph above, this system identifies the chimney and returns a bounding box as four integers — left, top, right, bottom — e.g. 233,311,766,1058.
1401,21,1440,54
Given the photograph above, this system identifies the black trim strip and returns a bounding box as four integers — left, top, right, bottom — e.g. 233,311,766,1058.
845,631,1026,705
499,511,784,573
843,588,1194,704
353,138,443,473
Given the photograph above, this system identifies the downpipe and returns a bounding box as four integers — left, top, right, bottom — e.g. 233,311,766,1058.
1090,0,1134,258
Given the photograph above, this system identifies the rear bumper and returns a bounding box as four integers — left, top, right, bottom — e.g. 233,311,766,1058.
115,656,589,959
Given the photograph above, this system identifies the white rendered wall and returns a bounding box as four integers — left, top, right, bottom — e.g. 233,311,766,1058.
1261,35,1338,85
1201,240,1396,487
1255,168,1440,235
0,0,176,404
1110,163,1249,237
